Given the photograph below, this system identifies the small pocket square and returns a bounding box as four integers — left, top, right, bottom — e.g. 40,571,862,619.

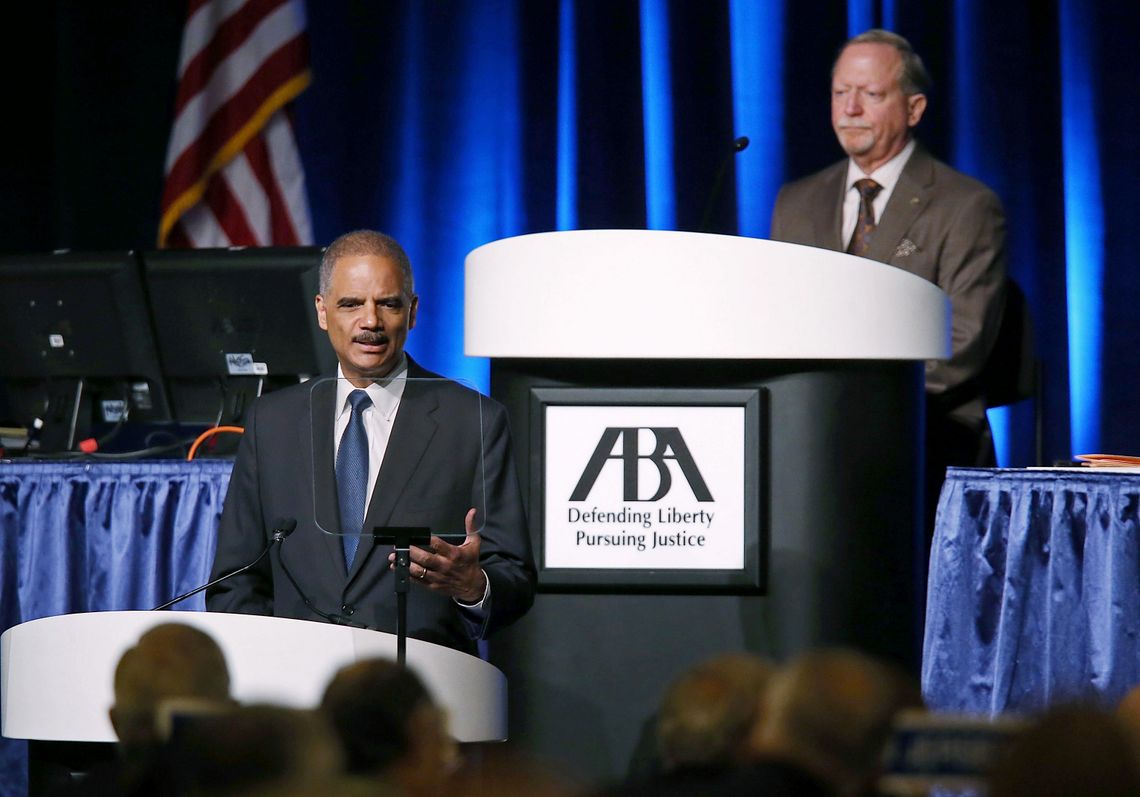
894,238,917,258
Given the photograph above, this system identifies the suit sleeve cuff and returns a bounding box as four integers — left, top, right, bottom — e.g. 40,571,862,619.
454,569,490,611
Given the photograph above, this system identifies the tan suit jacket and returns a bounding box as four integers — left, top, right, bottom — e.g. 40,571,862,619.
770,143,1007,430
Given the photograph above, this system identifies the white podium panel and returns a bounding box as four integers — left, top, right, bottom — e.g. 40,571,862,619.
465,230,949,360
1,611,506,743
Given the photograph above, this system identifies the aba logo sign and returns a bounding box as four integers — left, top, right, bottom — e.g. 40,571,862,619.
542,403,747,571
569,427,713,502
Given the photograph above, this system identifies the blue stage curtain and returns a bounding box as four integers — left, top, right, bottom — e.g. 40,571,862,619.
0,460,231,797
290,0,1117,465
922,467,1140,714
11,1,1140,463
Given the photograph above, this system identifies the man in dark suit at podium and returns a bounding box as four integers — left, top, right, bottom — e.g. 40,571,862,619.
770,29,1007,531
207,230,536,654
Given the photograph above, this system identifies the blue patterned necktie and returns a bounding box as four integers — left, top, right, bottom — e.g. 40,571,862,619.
336,389,372,568
847,178,883,256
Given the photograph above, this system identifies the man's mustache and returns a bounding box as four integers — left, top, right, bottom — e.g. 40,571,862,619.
353,332,389,345
837,118,872,129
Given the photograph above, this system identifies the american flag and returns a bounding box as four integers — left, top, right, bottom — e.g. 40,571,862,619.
159,0,313,248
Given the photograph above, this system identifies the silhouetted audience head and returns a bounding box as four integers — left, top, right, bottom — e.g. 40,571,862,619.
656,652,775,772
166,704,343,797
449,747,590,797
239,779,400,797
109,622,232,753
989,704,1140,797
320,658,456,796
1116,683,1140,733
748,648,914,796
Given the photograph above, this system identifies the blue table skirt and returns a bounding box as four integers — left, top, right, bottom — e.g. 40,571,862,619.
0,459,232,797
922,467,1140,715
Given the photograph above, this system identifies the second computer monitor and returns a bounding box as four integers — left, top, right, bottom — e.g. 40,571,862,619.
143,247,336,425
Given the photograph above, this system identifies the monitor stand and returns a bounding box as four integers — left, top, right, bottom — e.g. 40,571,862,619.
38,378,84,453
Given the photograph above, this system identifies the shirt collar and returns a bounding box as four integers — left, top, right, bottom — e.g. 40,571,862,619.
845,138,916,195
334,354,409,422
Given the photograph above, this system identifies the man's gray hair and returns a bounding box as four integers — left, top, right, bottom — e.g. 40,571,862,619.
836,29,932,96
319,230,414,296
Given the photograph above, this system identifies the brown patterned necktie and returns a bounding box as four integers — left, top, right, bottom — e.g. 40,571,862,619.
846,178,883,256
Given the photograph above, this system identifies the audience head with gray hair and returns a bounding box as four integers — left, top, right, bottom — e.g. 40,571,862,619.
989,704,1140,797
741,648,917,797
109,623,233,754
1116,682,1140,734
605,653,775,797
656,652,775,773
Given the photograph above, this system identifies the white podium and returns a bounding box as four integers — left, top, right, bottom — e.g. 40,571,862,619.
465,229,948,360
1,611,506,743
464,229,948,783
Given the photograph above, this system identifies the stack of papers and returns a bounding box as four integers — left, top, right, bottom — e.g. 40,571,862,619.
1075,454,1140,471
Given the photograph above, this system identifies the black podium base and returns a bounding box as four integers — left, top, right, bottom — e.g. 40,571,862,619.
487,357,925,783
27,740,116,796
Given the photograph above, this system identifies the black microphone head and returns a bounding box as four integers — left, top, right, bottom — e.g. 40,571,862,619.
272,517,298,538
734,136,750,152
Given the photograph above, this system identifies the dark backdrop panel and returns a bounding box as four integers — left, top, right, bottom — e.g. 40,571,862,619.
667,3,736,233
573,2,647,230
781,1,851,180
0,3,180,252
1098,2,1140,452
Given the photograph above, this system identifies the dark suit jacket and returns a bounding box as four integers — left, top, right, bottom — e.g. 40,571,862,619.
770,143,1006,431
206,357,536,655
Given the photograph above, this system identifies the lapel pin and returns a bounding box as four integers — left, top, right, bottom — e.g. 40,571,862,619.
894,239,918,258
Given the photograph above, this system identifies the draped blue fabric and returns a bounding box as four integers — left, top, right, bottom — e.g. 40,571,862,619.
922,467,1140,714
0,460,231,797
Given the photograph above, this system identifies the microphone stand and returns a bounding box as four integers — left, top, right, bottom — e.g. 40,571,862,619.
277,537,371,629
152,518,297,611
372,526,430,666
698,135,750,233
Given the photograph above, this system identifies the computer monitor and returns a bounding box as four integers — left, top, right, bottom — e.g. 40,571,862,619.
142,247,336,425
0,251,171,453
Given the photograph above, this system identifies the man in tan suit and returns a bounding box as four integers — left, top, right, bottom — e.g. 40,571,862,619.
770,29,1007,533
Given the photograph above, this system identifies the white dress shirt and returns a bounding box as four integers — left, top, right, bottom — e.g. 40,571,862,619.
332,356,408,508
841,138,916,248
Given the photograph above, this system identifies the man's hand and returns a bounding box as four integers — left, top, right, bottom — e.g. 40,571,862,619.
388,508,484,603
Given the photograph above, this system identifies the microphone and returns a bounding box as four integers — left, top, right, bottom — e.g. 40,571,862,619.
698,135,750,233
151,518,297,611
277,531,372,629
